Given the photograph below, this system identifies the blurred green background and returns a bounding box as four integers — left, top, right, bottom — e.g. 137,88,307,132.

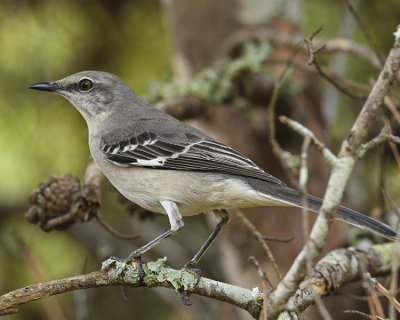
0,1,175,319
0,0,399,319
0,0,172,203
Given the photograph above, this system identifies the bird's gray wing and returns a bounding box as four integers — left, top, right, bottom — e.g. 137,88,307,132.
101,128,282,184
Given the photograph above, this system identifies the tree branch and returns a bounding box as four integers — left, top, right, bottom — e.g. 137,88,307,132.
0,258,263,319
284,242,397,314
359,130,400,158
222,28,383,69
278,116,337,166
268,26,400,319
1,242,397,318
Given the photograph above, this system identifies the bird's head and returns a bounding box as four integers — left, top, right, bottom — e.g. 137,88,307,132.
29,71,133,128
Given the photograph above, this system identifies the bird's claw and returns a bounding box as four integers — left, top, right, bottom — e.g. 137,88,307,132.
184,261,202,287
179,289,192,306
110,253,145,286
132,256,145,286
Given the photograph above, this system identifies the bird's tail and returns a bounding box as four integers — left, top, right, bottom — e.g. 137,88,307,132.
246,178,398,241
305,192,397,240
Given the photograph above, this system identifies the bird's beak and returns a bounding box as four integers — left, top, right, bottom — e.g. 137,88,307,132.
28,81,61,92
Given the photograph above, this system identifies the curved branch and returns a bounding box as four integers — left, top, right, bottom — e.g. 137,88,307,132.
222,28,383,69
0,258,263,318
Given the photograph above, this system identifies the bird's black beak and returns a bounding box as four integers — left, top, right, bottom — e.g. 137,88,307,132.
28,81,61,92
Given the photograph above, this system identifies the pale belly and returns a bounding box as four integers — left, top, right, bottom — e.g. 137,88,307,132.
95,159,285,216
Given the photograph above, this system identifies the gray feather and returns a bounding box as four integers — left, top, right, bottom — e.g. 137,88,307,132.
101,119,282,184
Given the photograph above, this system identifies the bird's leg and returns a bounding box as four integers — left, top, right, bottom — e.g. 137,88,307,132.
125,200,184,261
184,209,230,286
113,200,184,284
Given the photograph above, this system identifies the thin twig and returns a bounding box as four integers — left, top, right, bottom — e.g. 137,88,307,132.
313,60,367,99
69,161,140,240
279,116,337,166
383,116,400,167
249,256,269,320
342,288,400,301
268,44,303,188
383,97,400,170
383,98,400,166
384,95,400,124
266,57,371,96
304,26,365,100
360,263,385,319
304,26,326,65
261,235,294,243
234,209,282,281
359,128,400,158
95,210,140,240
366,274,400,313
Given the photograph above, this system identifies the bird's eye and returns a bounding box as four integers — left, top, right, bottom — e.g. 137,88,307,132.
78,79,93,92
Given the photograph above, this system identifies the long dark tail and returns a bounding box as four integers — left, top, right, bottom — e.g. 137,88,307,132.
246,178,397,240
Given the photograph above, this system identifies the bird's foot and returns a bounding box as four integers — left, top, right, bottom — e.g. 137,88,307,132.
179,289,192,306
183,261,202,287
110,253,145,286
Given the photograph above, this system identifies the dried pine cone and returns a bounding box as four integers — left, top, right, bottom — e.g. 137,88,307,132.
25,174,81,231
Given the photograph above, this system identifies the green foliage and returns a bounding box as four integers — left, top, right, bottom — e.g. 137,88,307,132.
146,41,271,104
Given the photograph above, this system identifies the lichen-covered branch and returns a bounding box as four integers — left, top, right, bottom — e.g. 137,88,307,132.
359,130,400,158
284,242,397,313
0,258,263,319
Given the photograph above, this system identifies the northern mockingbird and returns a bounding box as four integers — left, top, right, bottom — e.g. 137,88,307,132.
29,71,397,271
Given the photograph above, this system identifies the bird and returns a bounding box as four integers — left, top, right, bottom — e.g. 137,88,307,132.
29,70,397,274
